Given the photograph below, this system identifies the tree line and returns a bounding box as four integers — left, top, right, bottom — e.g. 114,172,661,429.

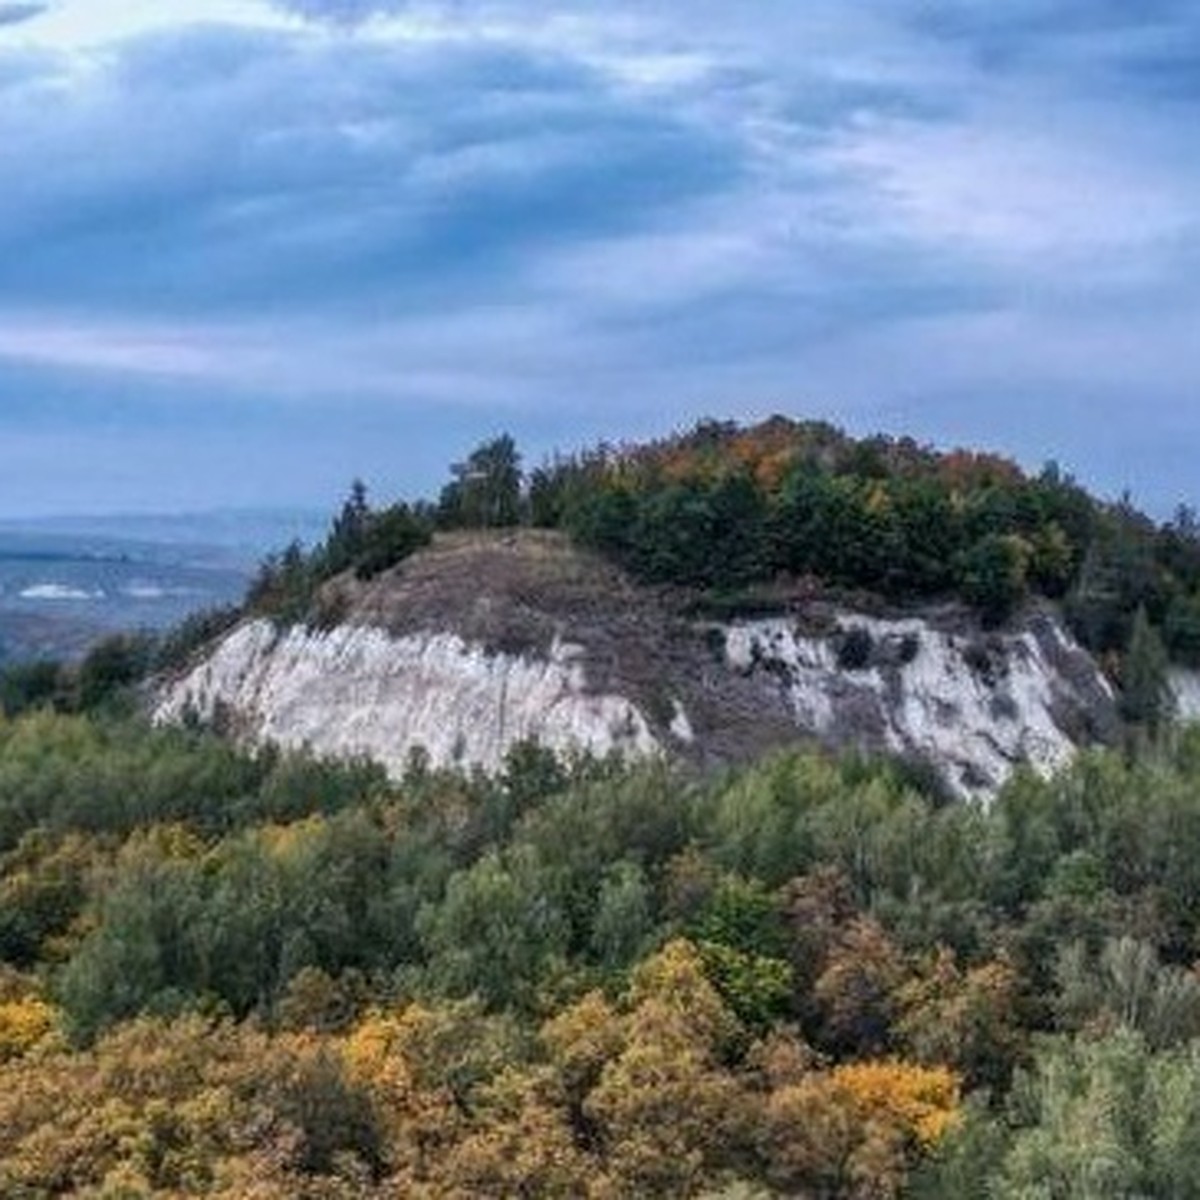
255,418,1200,667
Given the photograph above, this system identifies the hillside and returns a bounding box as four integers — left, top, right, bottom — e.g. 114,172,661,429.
149,417,1200,798
156,527,1130,799
8,420,1200,1197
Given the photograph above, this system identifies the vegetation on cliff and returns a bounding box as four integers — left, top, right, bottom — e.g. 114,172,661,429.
240,417,1200,676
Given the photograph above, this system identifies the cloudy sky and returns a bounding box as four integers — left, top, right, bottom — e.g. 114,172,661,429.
0,0,1196,516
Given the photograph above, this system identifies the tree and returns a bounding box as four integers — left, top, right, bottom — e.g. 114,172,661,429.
1164,591,1200,667
1054,937,1200,1049
576,940,752,1194
77,633,156,713
761,1057,960,1197
247,539,313,624
958,534,1031,627
1121,606,1170,735
417,846,570,1011
0,660,66,717
354,504,431,580
896,949,1025,1092
325,479,371,574
995,1031,1200,1198
590,860,654,971
439,435,523,529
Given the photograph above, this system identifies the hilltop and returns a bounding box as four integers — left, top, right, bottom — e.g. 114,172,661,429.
245,415,1200,675
10,415,1194,795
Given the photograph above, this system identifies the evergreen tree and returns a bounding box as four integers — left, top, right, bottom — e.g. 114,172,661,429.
439,435,523,529
1121,606,1171,734
325,479,371,573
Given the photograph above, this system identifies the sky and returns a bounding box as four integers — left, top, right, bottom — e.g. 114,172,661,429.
0,0,1196,517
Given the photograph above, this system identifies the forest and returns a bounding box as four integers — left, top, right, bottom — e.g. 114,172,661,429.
5,704,1200,1194
530,418,1200,660
245,417,1200,679
4,417,1200,1195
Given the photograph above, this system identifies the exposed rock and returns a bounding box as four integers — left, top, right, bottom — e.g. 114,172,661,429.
154,620,658,778
1170,669,1200,722
155,531,1122,800
723,613,1117,798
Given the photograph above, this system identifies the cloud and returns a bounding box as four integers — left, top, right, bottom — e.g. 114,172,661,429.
0,21,745,319
0,3,46,27
0,0,1196,514
271,0,411,26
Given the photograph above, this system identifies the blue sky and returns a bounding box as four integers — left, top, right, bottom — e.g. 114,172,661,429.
0,0,1197,516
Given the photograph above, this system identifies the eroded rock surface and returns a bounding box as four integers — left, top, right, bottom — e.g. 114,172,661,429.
155,620,659,777
155,532,1122,799
721,612,1116,797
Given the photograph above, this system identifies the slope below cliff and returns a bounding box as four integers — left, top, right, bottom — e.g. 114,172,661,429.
154,530,1122,799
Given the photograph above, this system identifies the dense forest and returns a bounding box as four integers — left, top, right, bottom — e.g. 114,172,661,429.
244,418,1200,680
5,710,1200,1194
4,416,1200,1195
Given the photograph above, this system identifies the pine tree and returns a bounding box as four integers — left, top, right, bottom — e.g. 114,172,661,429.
1121,606,1171,734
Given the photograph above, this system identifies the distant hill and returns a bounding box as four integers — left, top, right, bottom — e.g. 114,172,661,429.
0,508,329,565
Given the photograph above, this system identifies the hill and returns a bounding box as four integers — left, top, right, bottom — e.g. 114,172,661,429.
147,416,1197,797
158,524,1124,800
8,419,1200,1197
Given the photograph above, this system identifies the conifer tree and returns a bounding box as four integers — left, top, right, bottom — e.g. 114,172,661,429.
1121,605,1171,734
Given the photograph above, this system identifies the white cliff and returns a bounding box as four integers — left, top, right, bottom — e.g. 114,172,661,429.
722,611,1114,798
155,602,1117,800
154,619,659,777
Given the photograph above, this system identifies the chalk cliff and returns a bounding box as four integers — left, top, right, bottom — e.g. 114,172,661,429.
155,531,1123,799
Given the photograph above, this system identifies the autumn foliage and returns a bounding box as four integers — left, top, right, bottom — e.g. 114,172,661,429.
7,691,1200,1191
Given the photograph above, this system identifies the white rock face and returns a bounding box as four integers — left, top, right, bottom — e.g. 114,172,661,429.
156,606,1116,800
724,613,1112,799
155,620,659,777
1170,669,1200,723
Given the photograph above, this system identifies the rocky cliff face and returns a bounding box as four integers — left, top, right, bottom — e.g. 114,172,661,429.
154,531,1122,799
720,612,1115,796
155,620,660,778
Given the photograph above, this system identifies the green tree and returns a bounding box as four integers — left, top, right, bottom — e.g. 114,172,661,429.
0,660,66,717
354,503,431,580
958,533,1031,627
590,860,654,971
996,1031,1200,1199
418,846,570,1011
324,478,371,574
439,435,523,529
77,633,156,713
1121,606,1170,734
1164,591,1200,666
